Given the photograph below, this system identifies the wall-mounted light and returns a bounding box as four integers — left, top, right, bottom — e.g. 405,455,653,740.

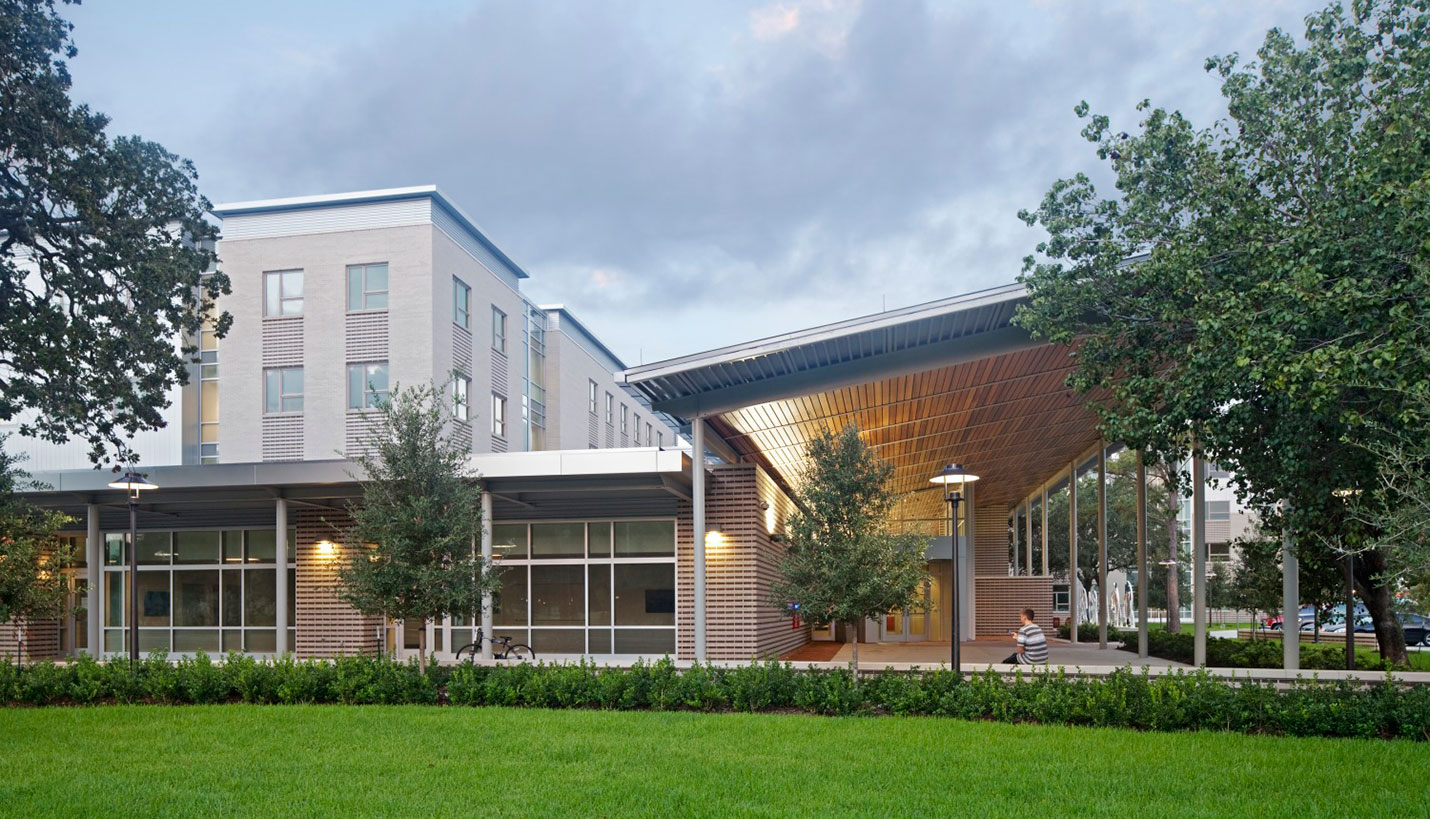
315,540,337,559
704,531,728,552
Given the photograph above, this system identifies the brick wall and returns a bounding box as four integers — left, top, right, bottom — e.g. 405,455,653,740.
676,463,808,660
0,618,61,662
294,507,383,657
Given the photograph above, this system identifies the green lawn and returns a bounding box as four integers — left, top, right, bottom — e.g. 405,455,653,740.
0,707,1425,817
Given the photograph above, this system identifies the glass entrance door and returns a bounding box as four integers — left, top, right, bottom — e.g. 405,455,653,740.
879,583,931,642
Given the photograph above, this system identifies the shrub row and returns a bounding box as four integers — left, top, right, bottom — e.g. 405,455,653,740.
1056,624,1396,670
1,653,1426,741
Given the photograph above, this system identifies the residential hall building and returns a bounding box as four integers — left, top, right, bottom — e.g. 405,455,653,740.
7,185,1245,666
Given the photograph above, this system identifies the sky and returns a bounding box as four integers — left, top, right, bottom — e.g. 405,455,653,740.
63,0,1326,365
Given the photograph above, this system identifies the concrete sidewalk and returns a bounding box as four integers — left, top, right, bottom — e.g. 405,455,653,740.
823,639,1187,669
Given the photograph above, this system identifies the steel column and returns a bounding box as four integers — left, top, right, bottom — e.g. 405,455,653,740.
1281,504,1298,671
275,499,289,655
480,491,494,660
1068,459,1079,644
1097,445,1108,649
85,504,102,658
1192,454,1207,667
692,417,707,660
1135,453,1148,658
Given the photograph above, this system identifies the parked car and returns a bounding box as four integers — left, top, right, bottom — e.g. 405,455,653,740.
1265,605,1316,630
1401,613,1430,647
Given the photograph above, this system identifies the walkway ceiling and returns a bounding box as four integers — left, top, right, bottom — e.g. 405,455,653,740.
623,284,1104,531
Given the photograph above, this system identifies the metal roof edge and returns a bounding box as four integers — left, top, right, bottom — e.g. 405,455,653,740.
212,185,531,279
621,281,1029,384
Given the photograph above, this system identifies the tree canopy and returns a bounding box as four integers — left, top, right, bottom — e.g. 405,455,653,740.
1015,0,1429,663
0,439,72,633
1,0,229,466
768,426,930,669
338,385,497,670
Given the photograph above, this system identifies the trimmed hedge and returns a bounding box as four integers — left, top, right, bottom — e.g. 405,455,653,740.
1,653,1426,741
1056,624,1398,670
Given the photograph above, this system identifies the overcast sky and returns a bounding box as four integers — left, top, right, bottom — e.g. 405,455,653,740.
65,0,1324,365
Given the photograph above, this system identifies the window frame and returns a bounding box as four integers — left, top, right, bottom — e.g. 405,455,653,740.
346,262,389,312
453,374,470,422
453,278,471,329
263,269,304,317
346,362,390,410
620,404,629,435
588,380,598,415
491,393,507,438
604,393,614,425
491,306,507,353
263,367,304,414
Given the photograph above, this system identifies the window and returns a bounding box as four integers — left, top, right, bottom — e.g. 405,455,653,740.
604,393,614,425
1053,584,1070,612
491,306,507,353
453,278,470,328
491,394,506,437
1209,542,1233,561
347,362,389,409
646,423,653,447
346,263,388,311
588,380,598,415
620,405,629,435
657,431,663,448
1207,462,1231,480
632,414,641,445
199,320,219,463
263,270,303,317
264,368,304,413
1208,500,1231,521
453,375,470,422
101,527,295,657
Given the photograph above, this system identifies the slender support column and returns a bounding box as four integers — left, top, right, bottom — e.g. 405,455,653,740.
127,499,138,664
964,481,976,640
1097,445,1108,649
275,499,289,656
1135,453,1148,658
86,504,102,658
1191,453,1207,667
1040,487,1049,576
692,417,707,660
1344,553,1355,671
480,491,494,660
1024,496,1032,575
1281,504,1299,671
1068,460,1079,644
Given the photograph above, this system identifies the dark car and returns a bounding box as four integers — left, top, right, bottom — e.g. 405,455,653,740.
1401,613,1430,647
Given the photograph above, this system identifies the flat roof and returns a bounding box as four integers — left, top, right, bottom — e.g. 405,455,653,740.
212,185,531,279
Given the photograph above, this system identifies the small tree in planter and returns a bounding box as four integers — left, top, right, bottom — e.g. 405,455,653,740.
768,426,929,671
0,442,73,662
338,384,498,671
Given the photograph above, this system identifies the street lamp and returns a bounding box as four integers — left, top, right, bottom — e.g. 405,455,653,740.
930,463,980,672
107,470,157,664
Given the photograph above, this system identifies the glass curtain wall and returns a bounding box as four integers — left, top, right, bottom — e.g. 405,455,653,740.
102,528,296,655
443,518,677,656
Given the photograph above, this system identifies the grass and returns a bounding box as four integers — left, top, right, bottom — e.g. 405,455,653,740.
1,707,1426,818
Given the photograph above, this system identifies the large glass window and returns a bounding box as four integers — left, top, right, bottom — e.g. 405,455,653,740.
102,528,295,657
265,367,304,413
264,269,303,316
347,263,389,311
453,376,470,422
470,519,675,657
348,362,390,409
491,394,506,438
531,523,584,559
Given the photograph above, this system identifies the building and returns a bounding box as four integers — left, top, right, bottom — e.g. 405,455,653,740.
8,211,1250,667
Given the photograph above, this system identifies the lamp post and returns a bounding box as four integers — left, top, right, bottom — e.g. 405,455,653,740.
1333,487,1361,671
930,463,980,672
107,470,157,664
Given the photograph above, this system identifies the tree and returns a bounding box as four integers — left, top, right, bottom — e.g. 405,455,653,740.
0,439,72,659
1015,0,1430,663
337,385,497,671
1,0,229,466
768,426,929,671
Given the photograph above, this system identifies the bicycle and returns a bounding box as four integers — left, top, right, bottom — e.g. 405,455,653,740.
453,629,536,662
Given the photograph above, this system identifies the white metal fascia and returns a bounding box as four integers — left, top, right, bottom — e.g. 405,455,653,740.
620,282,1028,385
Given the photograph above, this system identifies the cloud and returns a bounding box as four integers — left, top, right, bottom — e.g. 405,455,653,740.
206,0,1326,361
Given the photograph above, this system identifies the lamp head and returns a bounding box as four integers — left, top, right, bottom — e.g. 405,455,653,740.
107,471,158,498
930,463,980,485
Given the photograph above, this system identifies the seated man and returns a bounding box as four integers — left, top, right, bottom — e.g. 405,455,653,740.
1002,608,1049,665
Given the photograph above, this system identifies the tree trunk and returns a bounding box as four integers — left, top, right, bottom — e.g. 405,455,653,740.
849,620,859,674
418,621,427,673
1355,550,1407,666
1165,514,1181,634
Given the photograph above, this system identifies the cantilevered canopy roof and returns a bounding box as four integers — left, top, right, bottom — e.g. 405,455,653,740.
622,284,1103,528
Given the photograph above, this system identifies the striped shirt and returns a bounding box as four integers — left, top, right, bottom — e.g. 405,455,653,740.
1016,622,1048,665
